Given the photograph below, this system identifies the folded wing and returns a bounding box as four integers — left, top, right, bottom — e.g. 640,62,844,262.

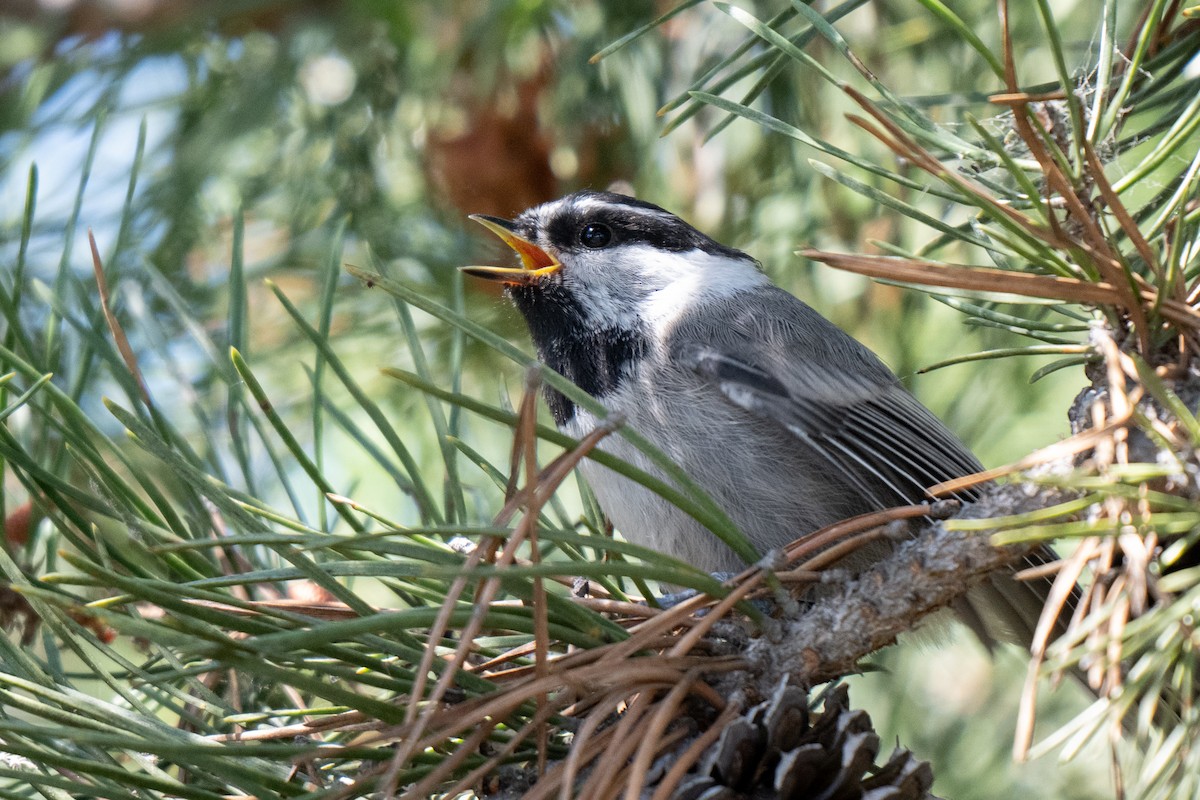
671,290,982,509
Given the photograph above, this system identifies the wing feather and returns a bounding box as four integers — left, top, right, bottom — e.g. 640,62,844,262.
672,288,982,509
668,287,1061,647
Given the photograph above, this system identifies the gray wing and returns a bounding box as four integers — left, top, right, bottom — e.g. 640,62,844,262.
670,287,1062,650
670,287,983,510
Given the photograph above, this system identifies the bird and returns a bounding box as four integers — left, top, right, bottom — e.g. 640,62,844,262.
463,189,1046,643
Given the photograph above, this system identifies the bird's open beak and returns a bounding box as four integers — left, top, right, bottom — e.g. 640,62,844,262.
461,215,561,285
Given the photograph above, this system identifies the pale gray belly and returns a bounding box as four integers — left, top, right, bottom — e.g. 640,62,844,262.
563,376,870,574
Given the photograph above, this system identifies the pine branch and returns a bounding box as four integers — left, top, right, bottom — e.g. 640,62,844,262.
742,483,1069,696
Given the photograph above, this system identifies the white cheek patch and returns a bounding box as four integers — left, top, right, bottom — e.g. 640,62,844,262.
604,245,769,332
560,248,649,329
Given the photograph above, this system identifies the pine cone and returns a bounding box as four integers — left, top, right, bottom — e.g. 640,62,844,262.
668,682,935,800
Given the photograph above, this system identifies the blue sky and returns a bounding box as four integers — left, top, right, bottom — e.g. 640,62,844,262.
2,38,187,275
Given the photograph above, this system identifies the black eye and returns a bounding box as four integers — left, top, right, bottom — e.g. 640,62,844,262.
578,223,613,249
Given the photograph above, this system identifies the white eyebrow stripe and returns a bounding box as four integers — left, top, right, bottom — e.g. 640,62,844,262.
527,195,679,245
569,195,674,221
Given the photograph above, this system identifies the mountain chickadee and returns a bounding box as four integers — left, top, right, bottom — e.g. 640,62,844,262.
465,190,1043,642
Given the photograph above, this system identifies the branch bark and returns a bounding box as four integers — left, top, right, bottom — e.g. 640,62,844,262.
738,482,1071,696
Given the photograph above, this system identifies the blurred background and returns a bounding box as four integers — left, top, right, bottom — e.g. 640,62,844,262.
0,1,1121,796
